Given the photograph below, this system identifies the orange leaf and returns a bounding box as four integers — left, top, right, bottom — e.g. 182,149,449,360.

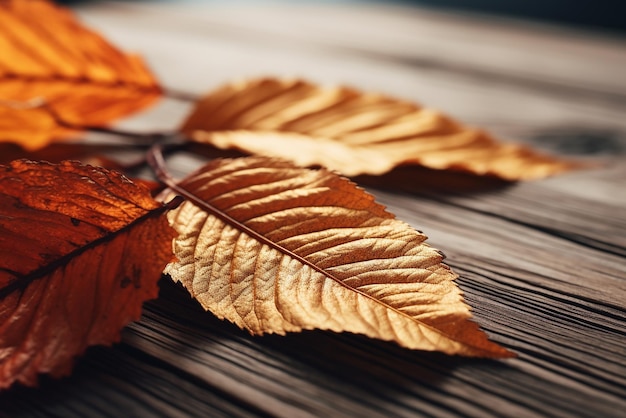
0,100,76,151
0,0,161,150
182,78,575,180
158,155,513,357
0,160,175,389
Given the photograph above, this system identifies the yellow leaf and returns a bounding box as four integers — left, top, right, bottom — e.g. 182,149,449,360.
182,78,575,180
0,0,161,150
160,156,513,357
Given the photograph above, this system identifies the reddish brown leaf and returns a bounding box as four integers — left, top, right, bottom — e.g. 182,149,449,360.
0,0,161,150
0,160,175,389
182,78,576,180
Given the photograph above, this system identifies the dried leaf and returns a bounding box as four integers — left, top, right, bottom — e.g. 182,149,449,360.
183,78,574,180
160,156,513,357
0,160,175,389
0,100,75,151
0,0,161,150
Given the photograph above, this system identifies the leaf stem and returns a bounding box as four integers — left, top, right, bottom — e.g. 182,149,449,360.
84,126,179,144
1,97,181,144
147,144,178,185
163,88,199,102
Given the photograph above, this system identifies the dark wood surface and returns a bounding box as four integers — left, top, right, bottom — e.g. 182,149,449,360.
1,2,625,417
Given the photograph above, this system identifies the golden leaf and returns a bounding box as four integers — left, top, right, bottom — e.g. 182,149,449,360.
160,156,513,357
0,0,161,150
182,78,574,180
0,160,175,389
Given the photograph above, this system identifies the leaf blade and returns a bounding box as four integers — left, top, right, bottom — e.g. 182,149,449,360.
183,78,575,180
161,156,513,357
0,160,175,389
0,0,161,150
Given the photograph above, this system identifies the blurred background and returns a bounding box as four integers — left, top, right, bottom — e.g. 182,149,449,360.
60,0,625,34
394,0,624,33
55,0,625,160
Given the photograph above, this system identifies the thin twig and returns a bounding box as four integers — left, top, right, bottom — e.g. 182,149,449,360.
163,88,200,102
1,96,180,144
84,126,178,143
147,144,178,185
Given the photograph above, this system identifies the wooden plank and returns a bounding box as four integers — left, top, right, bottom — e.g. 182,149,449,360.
77,2,626,97
77,2,626,135
1,2,625,417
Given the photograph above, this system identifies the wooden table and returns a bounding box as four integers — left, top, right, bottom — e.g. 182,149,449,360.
2,2,625,417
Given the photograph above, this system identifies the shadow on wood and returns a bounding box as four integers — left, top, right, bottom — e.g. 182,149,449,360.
185,143,513,197
353,165,513,196
0,143,142,171
0,343,268,417
120,278,513,416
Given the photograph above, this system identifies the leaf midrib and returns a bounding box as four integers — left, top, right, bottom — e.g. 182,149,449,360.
0,203,169,300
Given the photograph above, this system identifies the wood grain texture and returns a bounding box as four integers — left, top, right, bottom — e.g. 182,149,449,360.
1,1,625,417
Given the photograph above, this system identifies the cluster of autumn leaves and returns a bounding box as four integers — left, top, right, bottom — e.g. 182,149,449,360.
1,0,575,390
